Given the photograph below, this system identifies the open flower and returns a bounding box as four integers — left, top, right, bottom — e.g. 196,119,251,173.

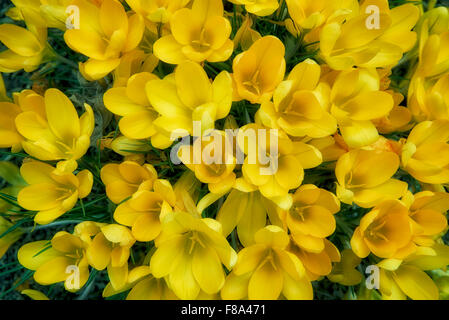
153,0,233,64
179,130,236,194
401,120,449,184
18,160,93,224
283,185,340,254
336,149,407,208
104,72,160,140
232,36,285,104
101,161,158,204
64,0,145,80
238,123,322,203
351,200,415,259
0,89,51,152
257,59,337,139
221,226,313,300
146,61,233,148
150,211,237,299
18,232,90,291
15,88,95,172
114,179,176,241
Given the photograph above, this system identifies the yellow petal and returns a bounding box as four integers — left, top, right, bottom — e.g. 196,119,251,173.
87,233,112,270
175,61,212,109
21,289,49,300
153,35,186,65
34,256,73,285
77,170,93,199
248,261,283,300
0,24,42,56
393,265,439,300
45,89,80,143
132,213,161,242
18,240,59,270
192,245,225,294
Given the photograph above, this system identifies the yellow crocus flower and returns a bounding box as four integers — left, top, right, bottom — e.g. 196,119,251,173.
0,89,51,153
328,249,362,286
319,0,419,70
153,0,233,64
351,200,415,259
221,226,313,300
100,161,158,204
283,184,340,254
257,59,337,139
17,160,93,224
150,211,237,300
238,123,322,202
0,8,50,73
145,61,233,148
179,130,236,194
401,120,449,184
14,88,94,172
114,179,176,241
64,0,145,80
336,149,407,208
232,36,285,104
126,0,191,25
18,231,90,291
86,224,136,290
229,0,279,17
104,72,160,140
330,68,394,148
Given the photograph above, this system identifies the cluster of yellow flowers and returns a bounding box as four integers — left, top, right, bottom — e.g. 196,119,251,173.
1,0,449,301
